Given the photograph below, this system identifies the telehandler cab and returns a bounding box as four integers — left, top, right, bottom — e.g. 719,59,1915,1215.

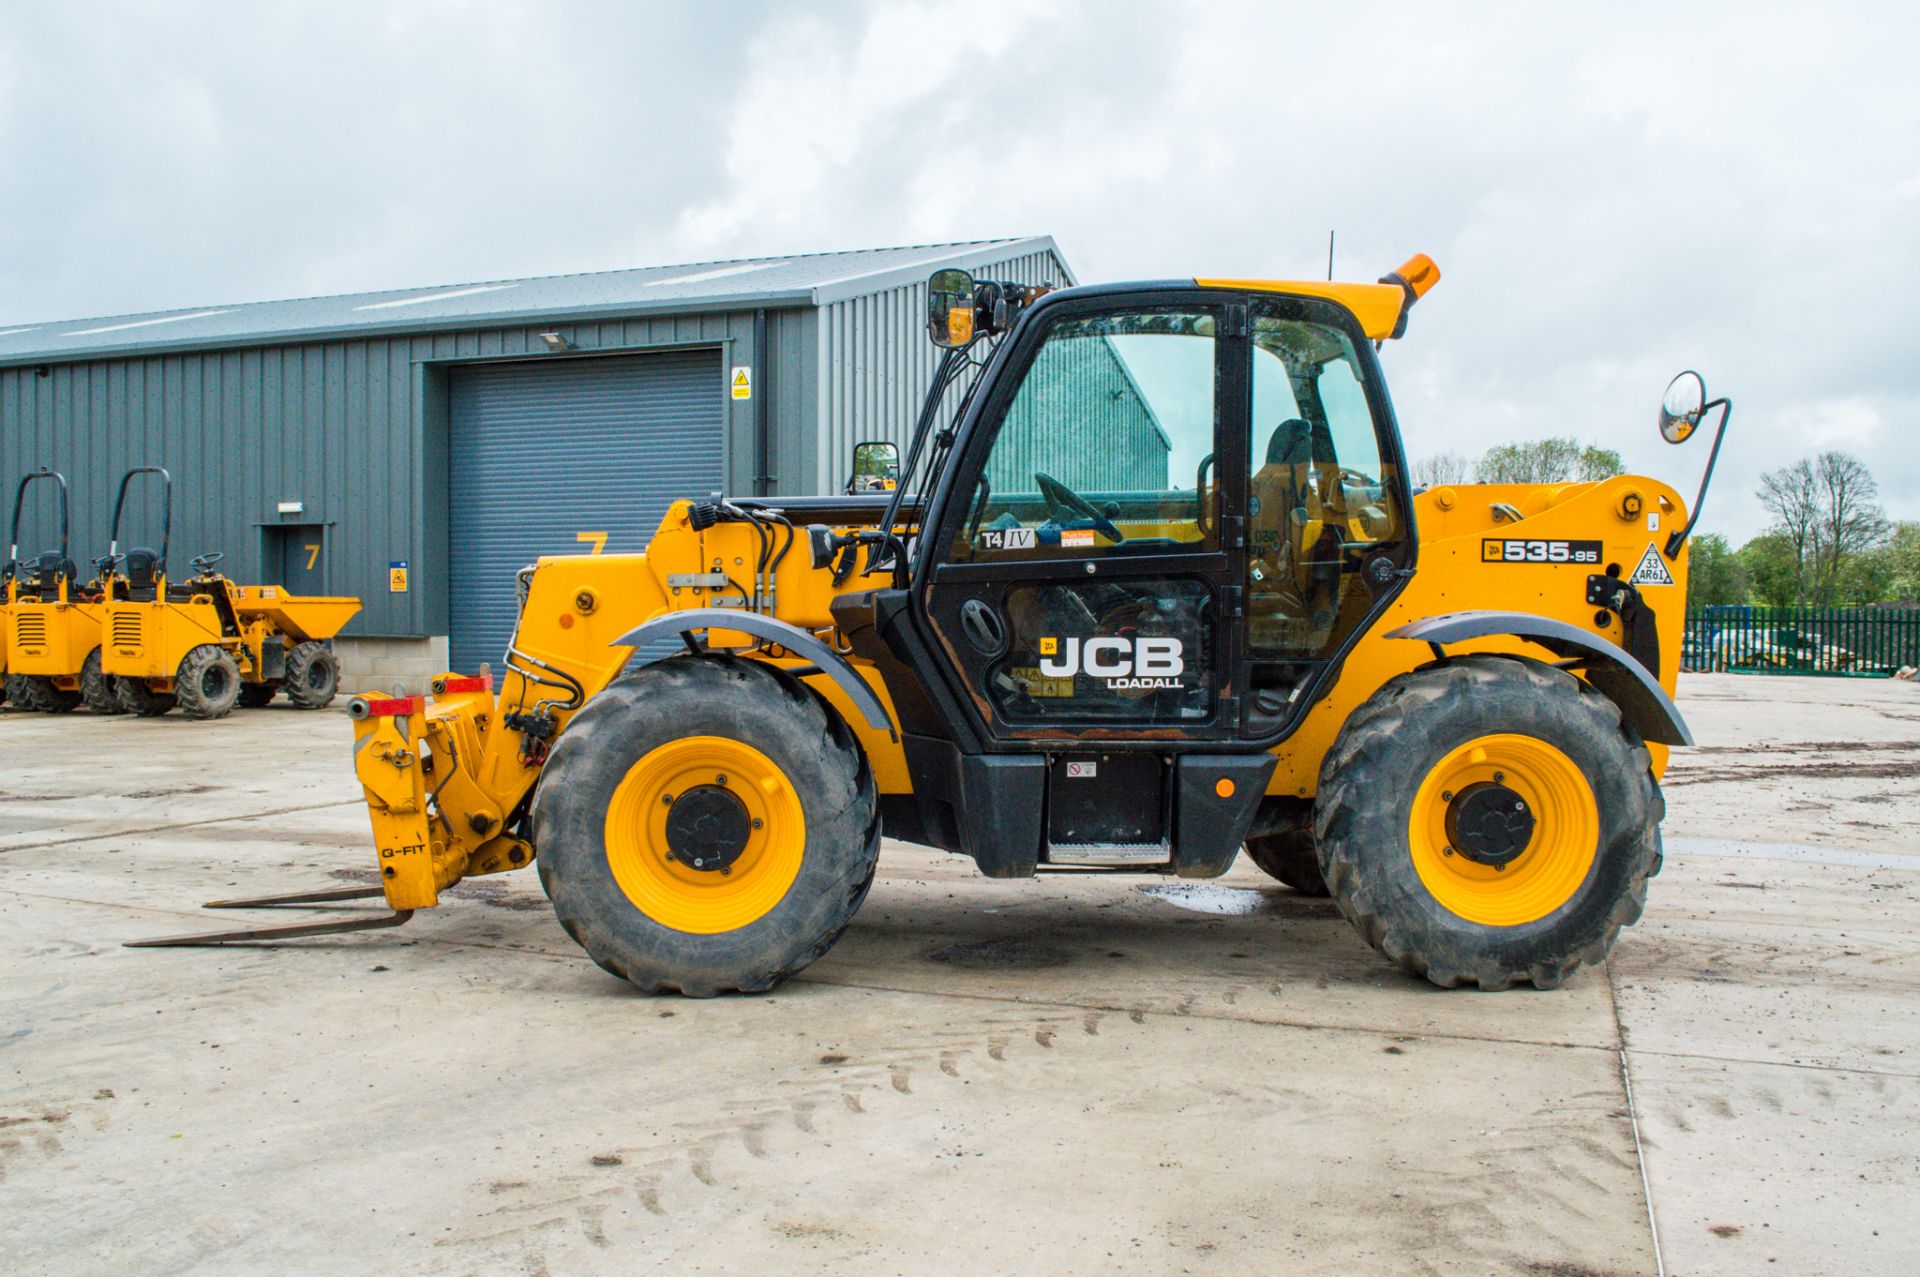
100,466,361,718
3,467,119,713
138,254,1733,998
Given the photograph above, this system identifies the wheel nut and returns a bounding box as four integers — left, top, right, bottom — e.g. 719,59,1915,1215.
1442,847,1454,857
1442,790,1454,802
715,774,727,785
1493,772,1504,783
661,793,674,805
751,818,763,829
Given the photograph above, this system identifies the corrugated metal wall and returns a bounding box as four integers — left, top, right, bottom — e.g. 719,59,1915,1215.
814,246,1069,491
0,309,810,636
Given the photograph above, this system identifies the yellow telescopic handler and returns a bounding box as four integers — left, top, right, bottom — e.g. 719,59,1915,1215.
137,255,1735,999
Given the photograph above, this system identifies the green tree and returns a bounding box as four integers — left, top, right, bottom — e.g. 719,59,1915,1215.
1737,533,1800,610
1476,437,1625,484
1685,533,1747,607
1884,523,1920,603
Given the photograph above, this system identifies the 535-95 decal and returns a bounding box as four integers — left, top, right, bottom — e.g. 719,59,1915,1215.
1482,538,1603,565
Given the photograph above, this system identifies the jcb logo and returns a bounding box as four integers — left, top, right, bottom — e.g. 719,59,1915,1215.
1037,636,1185,690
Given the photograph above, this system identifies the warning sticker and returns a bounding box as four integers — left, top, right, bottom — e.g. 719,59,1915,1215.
1060,528,1095,548
1628,543,1675,587
389,560,410,592
730,366,752,400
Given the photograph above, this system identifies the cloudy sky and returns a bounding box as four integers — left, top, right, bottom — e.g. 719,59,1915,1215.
3,2,1915,540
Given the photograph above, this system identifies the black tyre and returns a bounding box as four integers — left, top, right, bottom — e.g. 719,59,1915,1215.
7,673,47,711
1242,797,1329,895
533,657,880,997
1316,655,1662,991
284,642,339,709
80,648,125,714
114,675,178,717
176,645,242,720
28,675,81,713
238,682,279,708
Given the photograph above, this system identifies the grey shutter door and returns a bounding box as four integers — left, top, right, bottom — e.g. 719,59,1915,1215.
448,349,725,672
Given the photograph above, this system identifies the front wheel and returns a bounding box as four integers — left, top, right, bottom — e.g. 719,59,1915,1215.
1242,798,1328,896
114,675,177,717
81,648,126,714
533,658,879,996
1316,655,1662,991
284,642,339,709
176,645,242,720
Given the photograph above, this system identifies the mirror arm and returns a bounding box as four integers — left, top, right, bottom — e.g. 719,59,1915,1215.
1664,396,1732,559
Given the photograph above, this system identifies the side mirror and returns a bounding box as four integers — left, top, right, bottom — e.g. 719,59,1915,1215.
1659,370,1707,444
927,268,977,348
847,440,900,495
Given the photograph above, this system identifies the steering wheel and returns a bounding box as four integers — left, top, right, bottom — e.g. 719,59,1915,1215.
1034,472,1124,544
190,551,225,575
1338,467,1378,487
94,553,125,574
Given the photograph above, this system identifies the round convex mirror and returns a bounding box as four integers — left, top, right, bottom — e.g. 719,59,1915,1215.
1659,370,1706,444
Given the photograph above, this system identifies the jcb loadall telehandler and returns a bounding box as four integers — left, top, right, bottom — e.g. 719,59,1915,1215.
140,254,1734,997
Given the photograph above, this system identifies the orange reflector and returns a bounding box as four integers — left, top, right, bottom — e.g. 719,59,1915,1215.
1214,777,1236,799
365,695,424,717
1391,253,1440,299
946,305,974,346
558,613,575,629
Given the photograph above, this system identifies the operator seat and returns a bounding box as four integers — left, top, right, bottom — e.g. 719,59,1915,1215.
1248,418,1345,652
122,548,163,601
21,552,77,600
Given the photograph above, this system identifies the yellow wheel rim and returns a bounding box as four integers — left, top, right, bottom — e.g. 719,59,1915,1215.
1407,733,1599,927
604,736,806,935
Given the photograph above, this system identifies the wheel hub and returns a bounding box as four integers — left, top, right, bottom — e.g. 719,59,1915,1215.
663,784,752,872
1444,782,1534,867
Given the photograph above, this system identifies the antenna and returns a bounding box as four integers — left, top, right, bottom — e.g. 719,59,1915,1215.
1327,230,1335,281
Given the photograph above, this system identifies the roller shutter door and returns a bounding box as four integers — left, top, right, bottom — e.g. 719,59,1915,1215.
448,349,724,672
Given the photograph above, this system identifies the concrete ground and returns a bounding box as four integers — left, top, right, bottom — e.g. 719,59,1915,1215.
1,674,1916,1276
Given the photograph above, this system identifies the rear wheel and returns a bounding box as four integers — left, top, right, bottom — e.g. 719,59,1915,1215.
114,675,177,717
1316,655,1661,991
6,673,49,711
28,675,81,713
534,657,879,996
80,648,125,714
284,642,339,709
238,682,279,708
176,645,242,719
1242,797,1329,895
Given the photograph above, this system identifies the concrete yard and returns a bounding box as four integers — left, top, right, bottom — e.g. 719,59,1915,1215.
2,674,1916,1275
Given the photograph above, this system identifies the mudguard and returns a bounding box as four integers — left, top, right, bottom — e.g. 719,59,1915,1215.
610,607,896,737
1387,610,1692,747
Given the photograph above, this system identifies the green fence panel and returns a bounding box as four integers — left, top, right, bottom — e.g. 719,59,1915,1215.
1684,605,1920,676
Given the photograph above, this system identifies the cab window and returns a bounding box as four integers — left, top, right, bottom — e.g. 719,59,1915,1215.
951,309,1218,560
1246,310,1403,660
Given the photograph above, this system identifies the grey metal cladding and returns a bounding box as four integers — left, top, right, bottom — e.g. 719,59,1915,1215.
446,348,725,672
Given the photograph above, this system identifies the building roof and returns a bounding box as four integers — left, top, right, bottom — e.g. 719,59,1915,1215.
0,237,1071,367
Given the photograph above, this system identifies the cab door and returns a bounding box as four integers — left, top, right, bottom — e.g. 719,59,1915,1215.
919,293,1248,745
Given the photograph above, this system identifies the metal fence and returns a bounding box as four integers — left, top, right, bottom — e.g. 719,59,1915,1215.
1683,605,1920,676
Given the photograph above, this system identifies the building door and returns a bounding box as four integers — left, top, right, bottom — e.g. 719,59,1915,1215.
266,524,328,595
447,349,726,672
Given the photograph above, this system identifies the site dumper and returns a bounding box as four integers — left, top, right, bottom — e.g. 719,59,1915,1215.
3,468,118,713
101,466,360,718
139,255,1734,1000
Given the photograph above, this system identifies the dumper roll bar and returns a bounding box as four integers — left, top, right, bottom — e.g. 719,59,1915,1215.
7,467,69,576
107,465,173,574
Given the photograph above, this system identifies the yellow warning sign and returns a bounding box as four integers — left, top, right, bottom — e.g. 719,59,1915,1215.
389,560,409,592
730,366,752,401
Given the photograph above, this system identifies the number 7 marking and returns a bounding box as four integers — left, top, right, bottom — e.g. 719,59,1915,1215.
304,543,320,571
576,531,608,555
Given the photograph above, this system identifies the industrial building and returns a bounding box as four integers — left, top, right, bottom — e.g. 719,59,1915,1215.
0,238,1073,685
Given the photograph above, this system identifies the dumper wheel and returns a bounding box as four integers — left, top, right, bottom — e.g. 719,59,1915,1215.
6,673,41,710
27,675,81,713
176,645,242,720
239,682,279,708
534,656,880,997
1316,655,1661,991
114,676,177,717
1242,797,1328,895
284,642,339,709
80,648,125,714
